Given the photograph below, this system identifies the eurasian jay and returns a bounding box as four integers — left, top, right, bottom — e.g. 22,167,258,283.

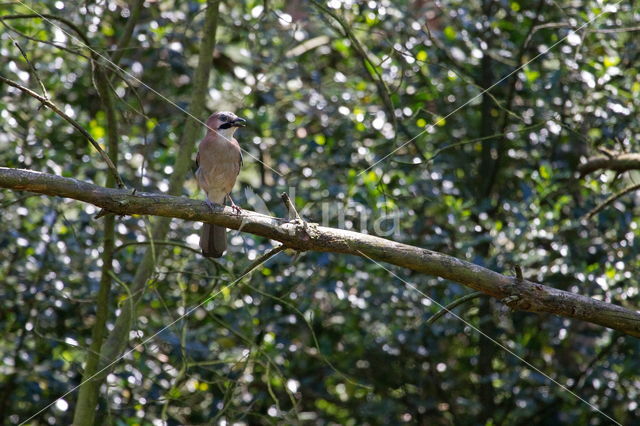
196,111,245,257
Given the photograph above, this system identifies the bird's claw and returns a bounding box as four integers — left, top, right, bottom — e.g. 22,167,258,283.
229,202,242,215
225,194,242,215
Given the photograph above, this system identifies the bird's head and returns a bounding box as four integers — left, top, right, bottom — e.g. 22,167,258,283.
206,111,246,139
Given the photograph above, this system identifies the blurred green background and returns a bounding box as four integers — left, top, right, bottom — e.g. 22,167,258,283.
1,0,639,424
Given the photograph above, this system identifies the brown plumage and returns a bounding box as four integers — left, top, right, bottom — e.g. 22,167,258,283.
195,111,245,257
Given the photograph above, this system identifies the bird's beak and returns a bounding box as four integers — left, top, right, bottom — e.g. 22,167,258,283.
232,117,246,127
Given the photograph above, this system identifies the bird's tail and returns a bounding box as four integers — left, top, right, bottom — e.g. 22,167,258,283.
200,223,227,258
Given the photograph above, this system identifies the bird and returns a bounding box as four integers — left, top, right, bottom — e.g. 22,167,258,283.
195,111,245,257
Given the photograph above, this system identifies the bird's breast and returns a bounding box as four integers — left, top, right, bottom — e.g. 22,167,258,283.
196,137,241,197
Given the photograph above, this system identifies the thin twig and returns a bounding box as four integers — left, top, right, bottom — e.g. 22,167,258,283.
111,0,145,65
0,20,50,101
0,18,90,58
525,22,640,48
514,265,524,281
425,122,545,163
0,75,125,188
391,122,545,167
426,292,484,325
281,192,301,221
310,0,401,146
591,25,640,33
1,13,92,45
585,182,640,220
485,0,546,197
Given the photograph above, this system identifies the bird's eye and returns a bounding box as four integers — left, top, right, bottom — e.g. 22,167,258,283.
219,115,228,122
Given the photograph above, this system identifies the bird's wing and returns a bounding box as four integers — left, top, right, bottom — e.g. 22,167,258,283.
193,150,201,176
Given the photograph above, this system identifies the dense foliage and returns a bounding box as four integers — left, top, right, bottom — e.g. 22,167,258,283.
1,0,639,424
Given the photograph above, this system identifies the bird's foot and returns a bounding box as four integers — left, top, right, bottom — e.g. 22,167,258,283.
229,201,242,215
227,195,242,215
205,199,217,211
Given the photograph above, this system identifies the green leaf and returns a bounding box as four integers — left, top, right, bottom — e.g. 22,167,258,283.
443,26,457,40
539,164,550,180
524,69,540,82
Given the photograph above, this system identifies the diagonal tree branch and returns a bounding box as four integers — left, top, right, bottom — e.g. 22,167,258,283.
585,182,640,220
0,75,125,188
426,291,485,325
1,166,639,338
578,152,640,177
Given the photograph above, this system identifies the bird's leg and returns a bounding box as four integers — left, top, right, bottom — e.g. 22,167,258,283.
226,194,242,215
205,198,217,211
